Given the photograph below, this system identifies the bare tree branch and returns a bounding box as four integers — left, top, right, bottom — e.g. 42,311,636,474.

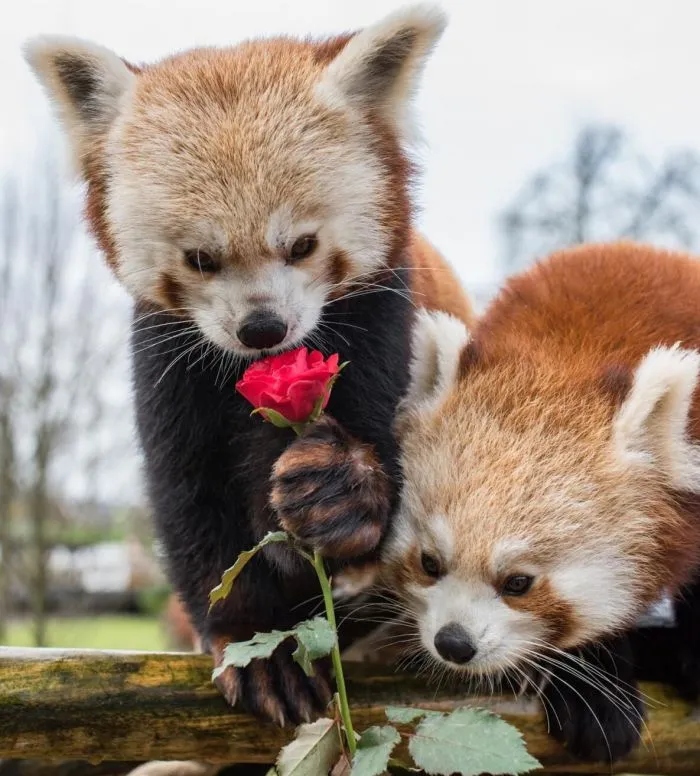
500,124,700,271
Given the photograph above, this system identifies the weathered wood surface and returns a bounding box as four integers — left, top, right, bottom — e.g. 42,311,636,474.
0,647,698,774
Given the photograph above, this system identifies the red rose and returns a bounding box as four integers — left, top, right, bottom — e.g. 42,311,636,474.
236,347,342,426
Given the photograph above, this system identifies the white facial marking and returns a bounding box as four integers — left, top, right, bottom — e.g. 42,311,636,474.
427,513,454,565
192,262,327,355
412,575,546,674
548,548,639,643
265,205,322,256
490,538,532,577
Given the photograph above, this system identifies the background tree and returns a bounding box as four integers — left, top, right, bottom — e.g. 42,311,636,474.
500,124,700,271
0,141,135,645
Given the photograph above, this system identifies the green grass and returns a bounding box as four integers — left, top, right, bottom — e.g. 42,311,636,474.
3,615,168,651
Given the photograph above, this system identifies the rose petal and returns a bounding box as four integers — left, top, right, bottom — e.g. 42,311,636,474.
236,378,268,407
286,379,323,422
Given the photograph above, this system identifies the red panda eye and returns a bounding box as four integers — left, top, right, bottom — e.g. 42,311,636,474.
288,235,318,263
502,575,534,597
184,250,220,274
421,552,443,579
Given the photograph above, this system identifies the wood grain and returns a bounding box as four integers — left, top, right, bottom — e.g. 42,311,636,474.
0,648,698,774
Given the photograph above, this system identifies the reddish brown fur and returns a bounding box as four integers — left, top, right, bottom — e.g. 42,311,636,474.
468,242,700,600
409,233,475,325
163,593,200,651
504,578,578,643
154,274,187,312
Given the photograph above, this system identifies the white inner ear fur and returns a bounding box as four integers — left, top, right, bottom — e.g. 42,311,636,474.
397,309,469,429
316,4,447,141
24,36,134,160
613,344,700,491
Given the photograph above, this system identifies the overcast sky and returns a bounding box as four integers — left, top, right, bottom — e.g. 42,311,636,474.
3,0,700,503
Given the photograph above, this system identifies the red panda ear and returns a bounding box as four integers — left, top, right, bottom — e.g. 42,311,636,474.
612,345,700,491
24,36,135,170
316,4,447,141
396,309,469,435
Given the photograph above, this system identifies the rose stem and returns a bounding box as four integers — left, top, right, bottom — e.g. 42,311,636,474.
312,549,357,756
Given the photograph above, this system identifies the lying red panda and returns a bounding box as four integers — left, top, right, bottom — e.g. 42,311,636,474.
378,242,700,761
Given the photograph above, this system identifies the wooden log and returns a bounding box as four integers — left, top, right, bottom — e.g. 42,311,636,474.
0,647,699,774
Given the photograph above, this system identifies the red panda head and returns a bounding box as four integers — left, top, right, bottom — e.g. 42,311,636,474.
24,6,445,355
383,309,700,678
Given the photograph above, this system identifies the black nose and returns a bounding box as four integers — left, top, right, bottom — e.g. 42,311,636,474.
434,623,477,664
237,310,288,350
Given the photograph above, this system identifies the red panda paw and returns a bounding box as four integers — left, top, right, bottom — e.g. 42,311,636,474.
212,638,332,726
270,415,391,560
541,635,644,762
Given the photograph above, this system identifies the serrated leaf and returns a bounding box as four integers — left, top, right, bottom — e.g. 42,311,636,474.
252,406,295,428
276,718,343,776
385,707,429,725
351,725,400,776
408,707,540,776
292,616,337,676
212,629,289,677
209,531,289,610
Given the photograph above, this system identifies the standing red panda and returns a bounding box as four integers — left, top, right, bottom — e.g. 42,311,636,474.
377,242,700,761
24,6,473,726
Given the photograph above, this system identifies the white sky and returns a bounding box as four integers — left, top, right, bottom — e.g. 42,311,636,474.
3,0,700,503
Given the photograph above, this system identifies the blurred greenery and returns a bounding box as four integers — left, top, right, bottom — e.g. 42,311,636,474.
136,584,172,617
3,615,167,650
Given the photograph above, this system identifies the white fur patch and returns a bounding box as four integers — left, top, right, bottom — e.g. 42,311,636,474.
490,538,533,576
399,309,469,420
192,263,327,355
428,514,455,566
316,4,447,142
24,36,134,166
265,206,322,256
415,575,546,674
549,547,639,643
613,344,700,490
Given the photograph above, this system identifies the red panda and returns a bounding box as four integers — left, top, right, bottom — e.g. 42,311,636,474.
379,242,700,760
24,7,473,726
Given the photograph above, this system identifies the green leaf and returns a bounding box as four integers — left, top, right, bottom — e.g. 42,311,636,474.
212,629,289,677
251,406,294,428
275,717,343,776
408,707,540,776
351,725,400,776
385,707,429,725
292,616,337,676
208,531,289,611
212,616,335,680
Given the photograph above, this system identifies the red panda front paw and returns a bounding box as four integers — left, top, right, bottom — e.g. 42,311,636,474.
270,415,391,559
541,636,644,762
212,638,332,726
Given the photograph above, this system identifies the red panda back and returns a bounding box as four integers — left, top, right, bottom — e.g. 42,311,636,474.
473,242,700,439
